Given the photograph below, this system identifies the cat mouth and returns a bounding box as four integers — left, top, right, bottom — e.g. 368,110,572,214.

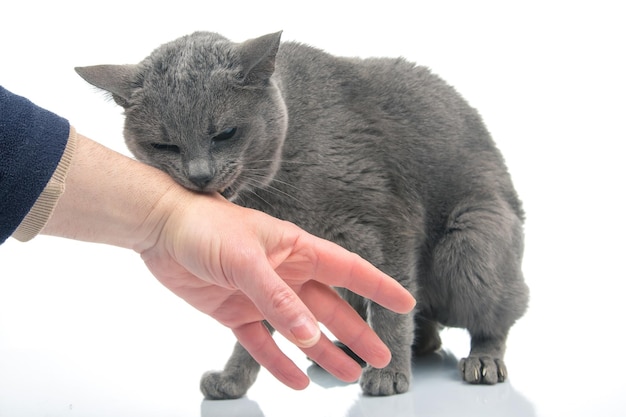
211,170,241,200
218,186,236,200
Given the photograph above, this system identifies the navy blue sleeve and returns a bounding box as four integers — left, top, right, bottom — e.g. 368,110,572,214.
0,86,70,244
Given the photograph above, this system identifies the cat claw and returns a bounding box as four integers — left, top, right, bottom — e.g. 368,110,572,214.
498,364,508,381
459,356,507,385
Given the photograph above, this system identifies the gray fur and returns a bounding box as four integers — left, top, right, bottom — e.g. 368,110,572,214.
76,31,529,398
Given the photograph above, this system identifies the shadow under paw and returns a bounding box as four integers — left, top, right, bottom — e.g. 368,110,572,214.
458,356,507,385
360,367,410,396
200,371,249,400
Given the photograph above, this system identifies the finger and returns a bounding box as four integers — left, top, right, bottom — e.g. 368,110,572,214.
237,258,321,348
233,321,309,390
299,331,363,382
300,281,392,369
304,237,416,314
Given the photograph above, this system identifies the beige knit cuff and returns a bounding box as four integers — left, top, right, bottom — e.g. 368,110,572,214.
12,126,78,242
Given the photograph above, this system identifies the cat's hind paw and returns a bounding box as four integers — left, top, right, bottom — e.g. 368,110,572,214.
458,356,507,385
360,366,410,396
200,371,250,400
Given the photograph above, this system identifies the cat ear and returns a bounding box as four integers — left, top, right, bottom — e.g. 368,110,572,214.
75,65,139,107
237,31,282,85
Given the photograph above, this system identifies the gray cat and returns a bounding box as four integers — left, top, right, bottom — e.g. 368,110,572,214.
75,31,528,398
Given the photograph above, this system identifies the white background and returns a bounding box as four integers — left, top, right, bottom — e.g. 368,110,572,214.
1,1,625,416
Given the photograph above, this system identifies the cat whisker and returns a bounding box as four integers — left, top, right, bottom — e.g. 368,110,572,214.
251,158,319,167
243,174,306,207
243,172,301,192
244,161,315,192
243,187,276,211
252,193,274,209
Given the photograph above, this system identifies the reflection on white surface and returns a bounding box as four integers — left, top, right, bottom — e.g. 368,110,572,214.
202,350,535,417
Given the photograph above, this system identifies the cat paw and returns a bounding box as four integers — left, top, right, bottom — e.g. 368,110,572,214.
458,356,507,385
360,366,410,396
200,371,249,400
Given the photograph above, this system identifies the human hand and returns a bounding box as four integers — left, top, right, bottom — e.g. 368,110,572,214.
139,190,416,390
39,133,414,390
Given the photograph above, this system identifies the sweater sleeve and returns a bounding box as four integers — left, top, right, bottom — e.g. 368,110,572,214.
0,86,71,244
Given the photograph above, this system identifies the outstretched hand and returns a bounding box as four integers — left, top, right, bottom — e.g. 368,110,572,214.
39,133,415,390
140,191,416,390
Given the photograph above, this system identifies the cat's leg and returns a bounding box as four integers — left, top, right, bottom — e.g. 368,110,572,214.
431,200,528,385
329,289,369,367
201,321,275,400
412,316,442,357
200,340,261,400
359,302,415,396
337,278,415,396
346,239,419,396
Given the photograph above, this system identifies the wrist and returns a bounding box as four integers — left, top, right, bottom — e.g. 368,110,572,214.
13,126,78,241
42,132,188,250
131,182,193,254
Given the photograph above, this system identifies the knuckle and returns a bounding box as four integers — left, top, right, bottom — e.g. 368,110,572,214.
270,287,297,315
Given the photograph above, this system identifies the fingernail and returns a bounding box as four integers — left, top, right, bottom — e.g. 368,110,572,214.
291,317,320,347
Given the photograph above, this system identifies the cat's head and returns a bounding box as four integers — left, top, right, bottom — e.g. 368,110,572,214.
75,31,287,200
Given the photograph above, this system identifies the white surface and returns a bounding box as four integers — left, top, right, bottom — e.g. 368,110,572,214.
1,1,625,416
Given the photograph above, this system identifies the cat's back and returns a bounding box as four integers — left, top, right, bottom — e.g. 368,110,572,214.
273,41,522,220
276,41,491,152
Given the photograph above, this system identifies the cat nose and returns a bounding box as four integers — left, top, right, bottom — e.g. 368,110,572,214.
187,158,214,189
190,174,213,189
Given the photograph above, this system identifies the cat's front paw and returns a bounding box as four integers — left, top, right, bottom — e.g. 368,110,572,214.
200,371,250,400
360,366,410,396
458,356,507,385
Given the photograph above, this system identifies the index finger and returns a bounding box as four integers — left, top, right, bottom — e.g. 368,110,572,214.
299,236,416,314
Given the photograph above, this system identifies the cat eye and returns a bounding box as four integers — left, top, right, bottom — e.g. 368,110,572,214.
150,143,180,153
212,127,238,142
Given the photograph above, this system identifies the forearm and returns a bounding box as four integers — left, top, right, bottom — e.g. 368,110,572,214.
41,131,188,251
